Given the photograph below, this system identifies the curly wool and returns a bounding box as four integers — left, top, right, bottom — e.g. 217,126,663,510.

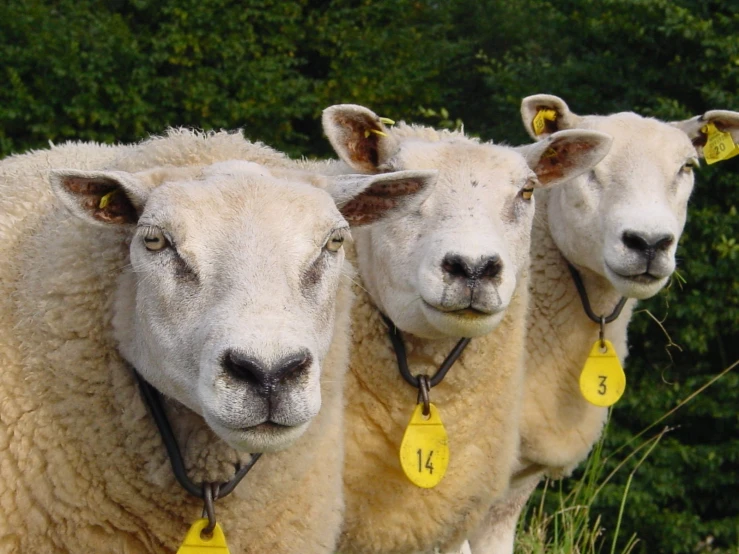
0,130,351,553
336,247,528,554
519,189,635,478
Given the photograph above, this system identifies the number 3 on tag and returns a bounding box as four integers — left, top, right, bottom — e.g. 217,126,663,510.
579,340,626,407
399,403,449,488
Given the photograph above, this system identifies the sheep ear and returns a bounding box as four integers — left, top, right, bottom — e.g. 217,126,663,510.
517,130,613,187
322,104,400,172
520,94,582,140
325,170,437,226
671,110,739,161
50,169,149,226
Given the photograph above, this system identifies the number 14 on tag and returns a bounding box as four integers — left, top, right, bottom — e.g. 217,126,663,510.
417,448,435,474
399,403,450,488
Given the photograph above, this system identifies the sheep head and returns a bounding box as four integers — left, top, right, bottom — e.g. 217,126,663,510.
50,162,436,452
323,104,611,339
520,94,728,299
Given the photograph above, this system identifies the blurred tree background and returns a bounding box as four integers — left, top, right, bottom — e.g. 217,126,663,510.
1,0,737,552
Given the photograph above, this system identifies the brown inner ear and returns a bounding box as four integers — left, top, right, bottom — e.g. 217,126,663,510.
65,177,138,224
535,141,594,184
334,113,383,170
340,178,423,225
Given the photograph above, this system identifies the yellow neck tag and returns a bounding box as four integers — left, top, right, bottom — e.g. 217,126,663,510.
399,403,449,488
177,519,231,554
532,109,557,136
579,340,625,407
702,122,739,165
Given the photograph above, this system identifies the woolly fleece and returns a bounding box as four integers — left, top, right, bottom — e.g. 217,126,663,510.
333,123,529,554
0,130,351,553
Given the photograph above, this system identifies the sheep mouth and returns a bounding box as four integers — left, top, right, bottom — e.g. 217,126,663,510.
605,263,665,284
624,273,662,284
234,420,297,433
421,300,497,318
251,421,293,431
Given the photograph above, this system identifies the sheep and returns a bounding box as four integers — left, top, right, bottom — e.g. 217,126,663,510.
468,95,739,553
0,128,436,553
320,104,613,554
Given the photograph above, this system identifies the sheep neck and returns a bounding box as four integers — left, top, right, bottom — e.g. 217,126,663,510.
382,313,472,392
132,368,262,500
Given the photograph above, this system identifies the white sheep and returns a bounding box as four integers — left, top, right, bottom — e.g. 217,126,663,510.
321,105,612,554
469,95,739,553
0,128,435,553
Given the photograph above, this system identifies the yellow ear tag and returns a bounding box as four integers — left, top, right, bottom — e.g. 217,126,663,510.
177,519,231,554
399,403,449,488
532,109,557,136
98,189,118,209
701,122,739,165
579,340,626,407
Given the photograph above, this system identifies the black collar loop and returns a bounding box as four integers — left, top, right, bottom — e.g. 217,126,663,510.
567,263,627,325
133,370,262,500
381,314,471,389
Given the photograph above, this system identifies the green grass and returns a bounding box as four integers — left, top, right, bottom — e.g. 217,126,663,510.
515,358,739,554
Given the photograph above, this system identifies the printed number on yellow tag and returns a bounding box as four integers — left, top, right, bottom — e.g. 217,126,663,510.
532,109,557,136
177,519,230,554
702,122,739,165
399,403,449,489
579,340,626,407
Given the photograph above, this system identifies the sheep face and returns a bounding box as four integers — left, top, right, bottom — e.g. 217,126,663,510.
552,115,694,299
521,95,710,299
51,163,435,452
323,104,612,339
353,140,539,339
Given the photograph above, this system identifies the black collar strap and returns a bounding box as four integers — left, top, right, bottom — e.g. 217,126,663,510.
133,370,262,500
567,263,627,324
381,314,471,389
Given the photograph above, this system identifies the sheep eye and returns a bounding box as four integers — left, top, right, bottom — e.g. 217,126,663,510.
521,187,534,201
143,228,169,251
681,160,698,173
325,229,346,253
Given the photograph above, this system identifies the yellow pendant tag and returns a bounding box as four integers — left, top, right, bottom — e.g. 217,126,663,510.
532,109,557,135
702,122,739,165
579,340,626,407
177,519,231,554
399,403,449,488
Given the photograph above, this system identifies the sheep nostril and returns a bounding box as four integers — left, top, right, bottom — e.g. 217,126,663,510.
622,231,675,254
441,254,503,281
441,255,469,278
222,351,270,387
622,231,650,252
655,235,674,251
479,255,503,279
273,352,313,384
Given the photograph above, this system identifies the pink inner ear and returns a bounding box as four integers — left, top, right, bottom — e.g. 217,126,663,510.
536,141,595,183
333,113,383,170
366,178,423,197
342,196,398,225
63,177,138,224
339,178,423,225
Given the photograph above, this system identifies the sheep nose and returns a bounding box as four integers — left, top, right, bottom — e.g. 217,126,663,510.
622,230,674,258
222,350,312,394
441,253,503,281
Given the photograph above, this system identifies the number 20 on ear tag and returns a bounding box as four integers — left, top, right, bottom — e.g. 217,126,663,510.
579,340,626,407
399,403,450,488
177,519,231,554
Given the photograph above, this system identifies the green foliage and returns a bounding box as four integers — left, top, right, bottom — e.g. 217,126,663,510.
1,1,737,552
